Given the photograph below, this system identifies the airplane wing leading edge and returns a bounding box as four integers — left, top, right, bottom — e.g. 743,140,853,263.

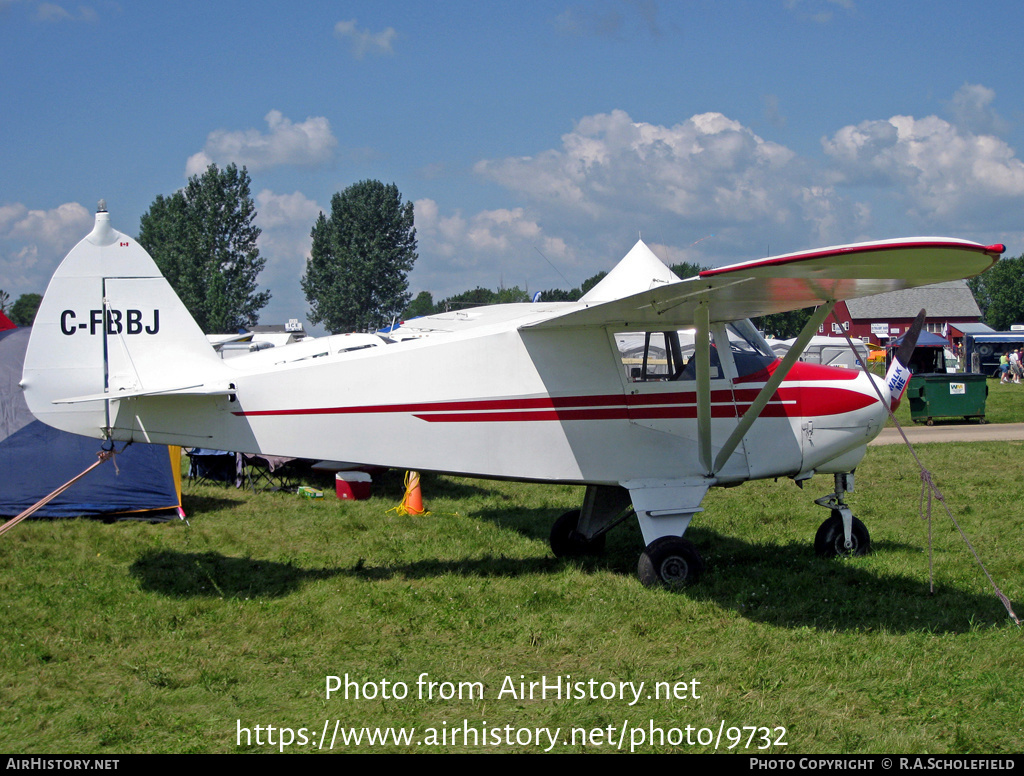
527,238,1003,330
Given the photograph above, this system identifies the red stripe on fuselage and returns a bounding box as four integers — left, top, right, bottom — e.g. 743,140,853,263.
233,383,877,422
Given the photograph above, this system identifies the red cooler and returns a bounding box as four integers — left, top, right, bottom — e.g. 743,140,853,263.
335,471,372,500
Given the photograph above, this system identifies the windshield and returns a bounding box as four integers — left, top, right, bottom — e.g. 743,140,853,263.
725,320,777,377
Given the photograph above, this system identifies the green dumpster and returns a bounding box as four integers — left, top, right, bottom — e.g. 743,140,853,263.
906,373,988,425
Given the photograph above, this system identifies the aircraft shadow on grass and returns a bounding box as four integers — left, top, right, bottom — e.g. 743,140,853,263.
130,549,344,599
478,506,1014,633
676,529,1013,634
130,513,1013,634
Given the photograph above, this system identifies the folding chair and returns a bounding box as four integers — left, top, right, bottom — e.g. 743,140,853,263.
186,449,238,487
240,454,300,492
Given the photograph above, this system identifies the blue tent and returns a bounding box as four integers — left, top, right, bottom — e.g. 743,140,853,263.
888,330,949,348
0,327,183,519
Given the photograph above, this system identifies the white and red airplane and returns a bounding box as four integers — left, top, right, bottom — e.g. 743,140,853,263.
21,205,1002,586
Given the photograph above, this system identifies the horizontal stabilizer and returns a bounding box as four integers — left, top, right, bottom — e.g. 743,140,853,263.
53,382,235,405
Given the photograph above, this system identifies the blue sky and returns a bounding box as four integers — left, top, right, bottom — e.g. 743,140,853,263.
3,0,1024,330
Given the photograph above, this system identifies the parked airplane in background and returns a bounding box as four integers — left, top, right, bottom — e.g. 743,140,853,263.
21,205,1002,586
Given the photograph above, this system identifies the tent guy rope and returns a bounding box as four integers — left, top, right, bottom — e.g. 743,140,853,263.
0,448,117,538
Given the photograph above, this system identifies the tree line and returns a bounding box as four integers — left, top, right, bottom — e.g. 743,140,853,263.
0,290,42,326
403,261,709,319
139,165,418,335
5,164,1022,338
3,166,417,334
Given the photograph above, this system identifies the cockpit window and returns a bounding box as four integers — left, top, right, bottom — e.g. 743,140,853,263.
726,320,777,377
614,329,722,381
613,331,683,381
613,322,775,382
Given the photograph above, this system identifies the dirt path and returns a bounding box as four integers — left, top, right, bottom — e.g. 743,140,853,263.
870,422,1024,446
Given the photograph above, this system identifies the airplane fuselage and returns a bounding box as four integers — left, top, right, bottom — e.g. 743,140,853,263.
85,313,887,489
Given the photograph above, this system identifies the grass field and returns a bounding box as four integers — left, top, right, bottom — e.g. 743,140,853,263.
1,431,1020,755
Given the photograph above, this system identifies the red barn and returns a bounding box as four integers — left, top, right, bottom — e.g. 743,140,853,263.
826,281,982,347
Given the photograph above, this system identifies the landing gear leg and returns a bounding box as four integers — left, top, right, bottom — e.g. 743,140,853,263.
549,485,632,558
813,473,871,557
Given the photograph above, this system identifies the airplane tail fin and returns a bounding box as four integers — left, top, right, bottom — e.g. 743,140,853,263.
883,309,925,412
21,204,224,441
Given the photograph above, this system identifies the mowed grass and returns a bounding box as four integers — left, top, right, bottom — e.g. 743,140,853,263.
0,445,1021,754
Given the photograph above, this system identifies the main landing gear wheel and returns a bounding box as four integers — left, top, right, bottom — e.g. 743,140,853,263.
637,537,704,588
549,510,606,557
814,511,871,558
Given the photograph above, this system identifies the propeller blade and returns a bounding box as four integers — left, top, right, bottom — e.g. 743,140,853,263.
884,308,926,411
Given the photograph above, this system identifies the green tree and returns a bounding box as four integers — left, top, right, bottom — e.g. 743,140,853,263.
755,308,815,339
302,180,417,333
579,271,607,297
536,288,577,302
403,291,436,319
139,163,269,333
669,261,707,279
967,255,1024,330
436,287,499,311
9,293,42,326
494,286,530,304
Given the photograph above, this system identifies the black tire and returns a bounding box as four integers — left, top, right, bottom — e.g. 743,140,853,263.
549,510,606,557
637,536,704,588
814,511,871,558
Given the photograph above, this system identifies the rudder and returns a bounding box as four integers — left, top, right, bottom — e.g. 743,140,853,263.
22,204,223,441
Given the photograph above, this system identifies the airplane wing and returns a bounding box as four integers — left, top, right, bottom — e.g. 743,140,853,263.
527,238,1002,330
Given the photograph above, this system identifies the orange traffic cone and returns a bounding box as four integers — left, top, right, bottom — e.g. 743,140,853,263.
403,470,425,515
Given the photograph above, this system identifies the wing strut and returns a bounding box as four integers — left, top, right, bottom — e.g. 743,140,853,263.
712,303,835,474
695,301,713,475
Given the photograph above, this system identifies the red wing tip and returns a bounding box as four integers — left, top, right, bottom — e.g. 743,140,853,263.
986,244,1006,255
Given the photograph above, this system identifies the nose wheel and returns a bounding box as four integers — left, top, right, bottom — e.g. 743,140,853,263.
814,511,871,557
813,473,871,558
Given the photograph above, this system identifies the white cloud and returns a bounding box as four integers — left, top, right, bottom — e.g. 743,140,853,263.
554,6,624,37
0,201,92,294
334,19,397,59
185,110,337,176
476,110,800,222
248,189,324,328
411,90,1024,300
409,109,875,296
784,0,855,23
35,2,96,22
945,83,1008,136
411,198,575,294
554,1,663,38
822,108,1024,226
255,189,322,230
474,109,853,252
253,191,320,285
415,198,557,262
